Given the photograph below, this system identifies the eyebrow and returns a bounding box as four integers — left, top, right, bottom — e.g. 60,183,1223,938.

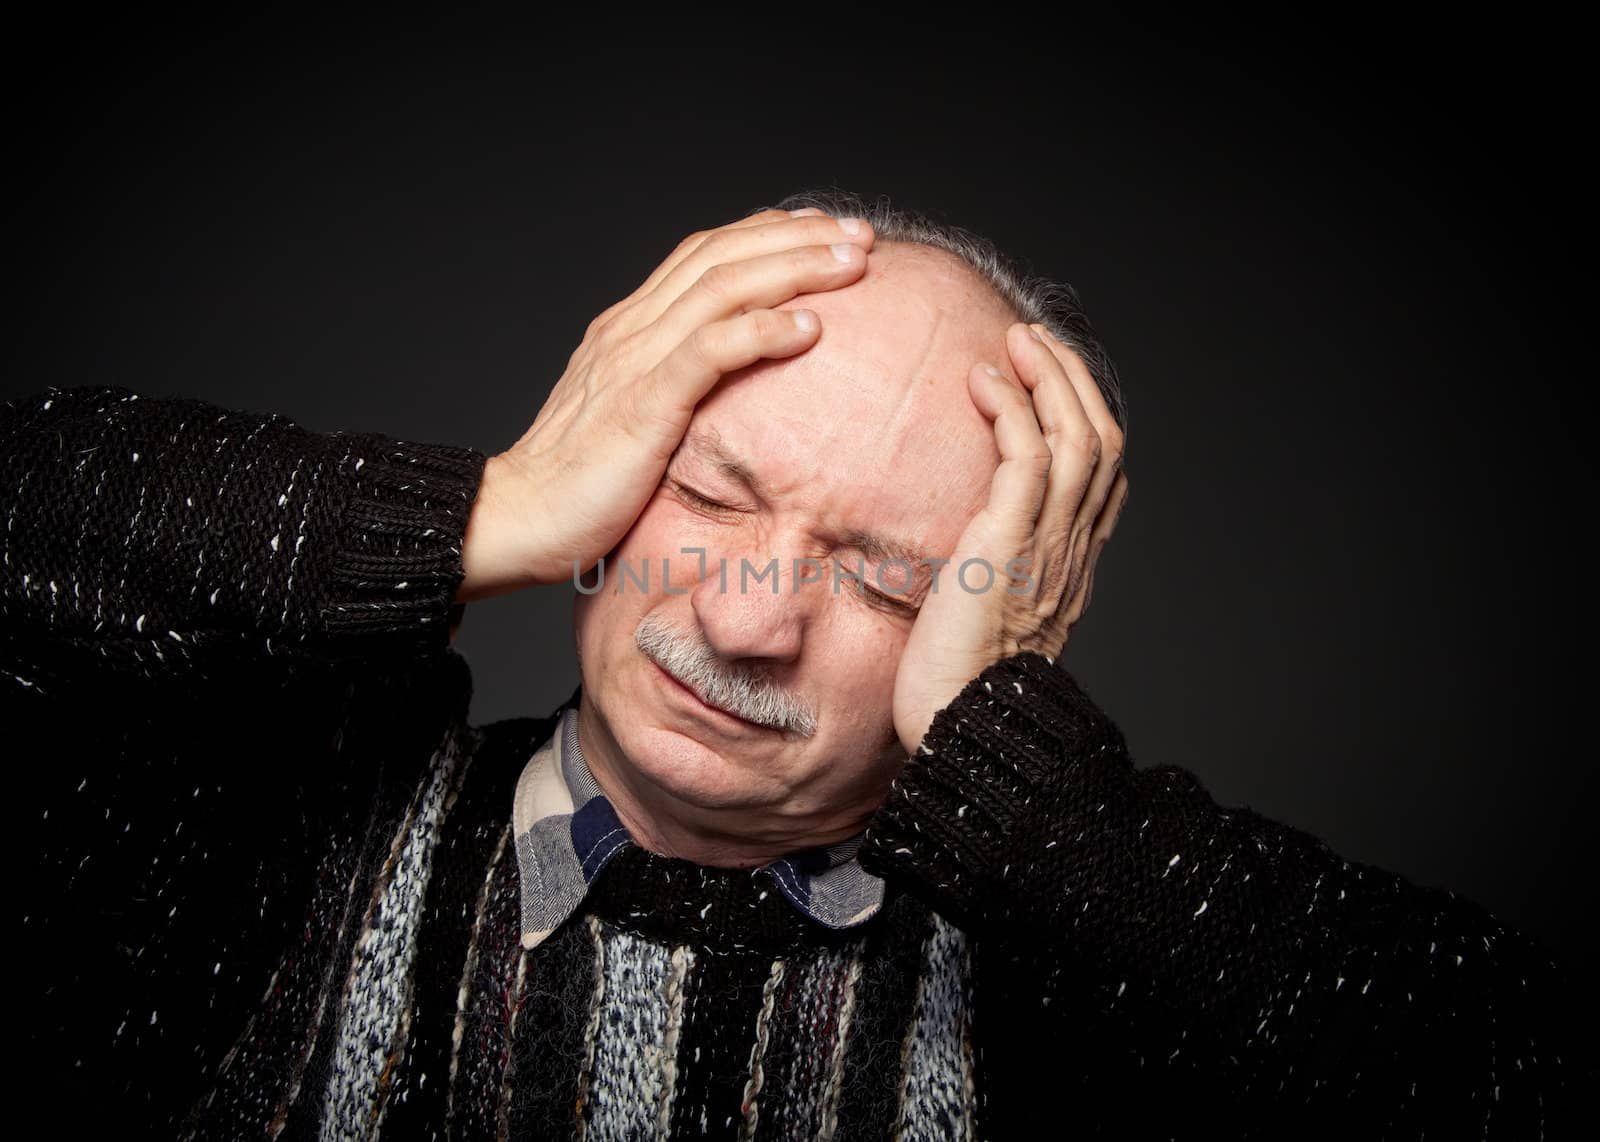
835,528,930,575
676,425,932,571
680,425,770,500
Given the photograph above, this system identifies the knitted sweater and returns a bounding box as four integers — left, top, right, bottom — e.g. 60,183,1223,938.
2,385,1585,1139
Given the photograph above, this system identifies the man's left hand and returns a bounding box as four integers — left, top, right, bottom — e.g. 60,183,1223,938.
891,322,1129,756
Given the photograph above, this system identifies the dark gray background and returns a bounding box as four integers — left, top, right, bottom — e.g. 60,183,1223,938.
4,13,1589,970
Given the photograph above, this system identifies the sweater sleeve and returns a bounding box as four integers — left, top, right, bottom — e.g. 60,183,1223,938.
858,650,1588,1135
4,384,490,1133
1,384,488,691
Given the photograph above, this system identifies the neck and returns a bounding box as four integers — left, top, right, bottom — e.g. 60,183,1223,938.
574,698,872,869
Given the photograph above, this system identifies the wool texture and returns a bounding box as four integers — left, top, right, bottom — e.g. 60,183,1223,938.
3,385,1590,1139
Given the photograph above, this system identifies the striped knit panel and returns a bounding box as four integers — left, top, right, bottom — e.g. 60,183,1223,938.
442,824,531,1138
893,914,977,1141
735,957,789,1141
573,917,697,1140
498,903,607,1137
666,946,785,1139
379,713,560,1140
317,718,472,1140
736,947,861,1140
827,894,939,1140
265,657,477,1142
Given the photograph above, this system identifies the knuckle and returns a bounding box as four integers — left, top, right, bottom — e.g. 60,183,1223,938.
750,309,787,341
807,242,844,270
696,262,738,302
685,322,724,367
1070,428,1102,461
999,381,1032,409
585,302,623,340
696,226,742,259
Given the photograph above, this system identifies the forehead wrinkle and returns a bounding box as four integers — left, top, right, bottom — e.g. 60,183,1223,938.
681,413,934,574
678,422,773,500
681,264,1002,571
851,300,996,554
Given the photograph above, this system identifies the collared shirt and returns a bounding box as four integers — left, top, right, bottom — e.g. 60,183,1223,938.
512,704,887,949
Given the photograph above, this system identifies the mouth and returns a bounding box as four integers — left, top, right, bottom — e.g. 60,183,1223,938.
650,659,774,734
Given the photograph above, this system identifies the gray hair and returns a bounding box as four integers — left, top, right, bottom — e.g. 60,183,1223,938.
636,612,817,738
747,188,1128,438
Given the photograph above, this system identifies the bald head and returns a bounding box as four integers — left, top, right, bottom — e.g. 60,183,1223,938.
760,189,1128,436
688,239,1021,564
767,238,1020,406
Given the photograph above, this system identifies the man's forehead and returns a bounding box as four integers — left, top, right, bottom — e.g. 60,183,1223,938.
673,412,977,567
672,242,1013,553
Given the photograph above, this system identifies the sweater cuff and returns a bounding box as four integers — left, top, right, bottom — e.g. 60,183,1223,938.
316,432,488,658
860,651,1128,920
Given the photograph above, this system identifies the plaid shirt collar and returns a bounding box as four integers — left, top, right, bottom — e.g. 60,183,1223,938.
513,703,887,950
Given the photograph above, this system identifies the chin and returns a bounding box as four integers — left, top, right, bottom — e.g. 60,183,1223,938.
619,718,786,812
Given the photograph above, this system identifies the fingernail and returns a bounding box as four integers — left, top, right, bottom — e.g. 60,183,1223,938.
831,242,856,263
983,364,1002,377
837,217,863,236
793,309,818,332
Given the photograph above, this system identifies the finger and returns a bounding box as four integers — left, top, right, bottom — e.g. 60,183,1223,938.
967,363,1053,541
624,206,800,297
641,239,868,357
637,307,823,429
592,210,822,336
1063,468,1129,625
1092,468,1130,548
1030,323,1125,500
1005,323,1100,539
627,214,873,332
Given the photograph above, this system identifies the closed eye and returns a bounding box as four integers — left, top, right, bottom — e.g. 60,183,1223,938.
859,580,919,616
669,480,734,514
841,567,919,615
667,477,918,616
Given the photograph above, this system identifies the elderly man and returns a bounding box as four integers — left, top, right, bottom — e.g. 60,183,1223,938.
3,193,1579,1139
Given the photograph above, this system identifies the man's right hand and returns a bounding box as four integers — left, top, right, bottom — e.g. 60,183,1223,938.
456,207,874,603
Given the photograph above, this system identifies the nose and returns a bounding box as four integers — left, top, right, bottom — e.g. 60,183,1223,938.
684,544,815,666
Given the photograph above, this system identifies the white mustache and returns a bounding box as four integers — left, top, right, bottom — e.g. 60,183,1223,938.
635,613,818,737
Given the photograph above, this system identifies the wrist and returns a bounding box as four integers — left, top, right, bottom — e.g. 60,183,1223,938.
457,452,535,604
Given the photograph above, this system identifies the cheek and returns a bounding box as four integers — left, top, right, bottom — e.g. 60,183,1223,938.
612,493,724,568
583,500,685,613
814,612,911,734
574,496,697,655
572,583,613,674
573,511,654,640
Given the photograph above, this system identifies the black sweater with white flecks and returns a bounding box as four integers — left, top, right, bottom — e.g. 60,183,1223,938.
2,385,1588,1139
